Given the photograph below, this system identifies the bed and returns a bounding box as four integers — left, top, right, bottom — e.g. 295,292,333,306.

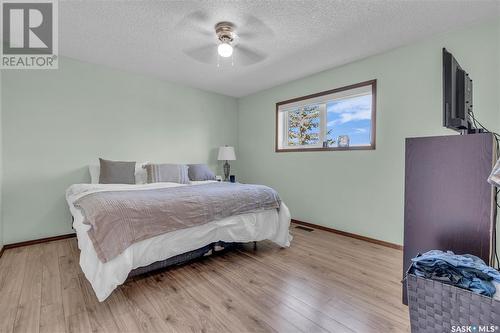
66,180,292,302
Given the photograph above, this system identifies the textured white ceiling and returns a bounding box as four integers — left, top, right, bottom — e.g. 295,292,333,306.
60,0,500,97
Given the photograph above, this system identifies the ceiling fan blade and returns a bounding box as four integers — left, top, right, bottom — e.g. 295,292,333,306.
236,31,258,39
175,10,213,37
235,45,267,66
237,15,274,40
183,10,210,23
183,44,216,64
193,26,213,37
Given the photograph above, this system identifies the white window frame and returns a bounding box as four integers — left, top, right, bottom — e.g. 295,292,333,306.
275,80,376,152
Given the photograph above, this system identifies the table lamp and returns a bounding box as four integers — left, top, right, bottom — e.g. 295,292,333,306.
218,146,236,181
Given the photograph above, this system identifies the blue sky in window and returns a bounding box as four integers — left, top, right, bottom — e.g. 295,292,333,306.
327,94,372,146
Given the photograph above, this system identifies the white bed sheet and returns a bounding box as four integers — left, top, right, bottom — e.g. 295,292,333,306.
66,181,292,302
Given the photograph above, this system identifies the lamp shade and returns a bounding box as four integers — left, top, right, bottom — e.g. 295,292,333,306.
488,157,500,187
218,146,236,161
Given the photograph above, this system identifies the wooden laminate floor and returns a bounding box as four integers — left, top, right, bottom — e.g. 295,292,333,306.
0,224,410,333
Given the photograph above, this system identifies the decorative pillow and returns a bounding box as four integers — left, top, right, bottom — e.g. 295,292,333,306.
98,158,136,184
89,161,149,184
187,164,216,181
144,164,190,184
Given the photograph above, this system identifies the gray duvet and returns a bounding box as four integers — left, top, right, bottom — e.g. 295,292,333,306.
74,182,281,263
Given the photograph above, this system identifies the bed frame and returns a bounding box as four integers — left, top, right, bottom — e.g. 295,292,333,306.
73,216,258,279
127,241,257,278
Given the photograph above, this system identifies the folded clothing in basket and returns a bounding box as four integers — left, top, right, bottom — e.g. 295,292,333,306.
411,250,500,298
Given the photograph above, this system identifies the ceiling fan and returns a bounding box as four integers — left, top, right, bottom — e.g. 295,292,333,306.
181,13,271,67
215,22,236,59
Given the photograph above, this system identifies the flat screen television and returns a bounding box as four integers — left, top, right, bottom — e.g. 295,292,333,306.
443,48,474,133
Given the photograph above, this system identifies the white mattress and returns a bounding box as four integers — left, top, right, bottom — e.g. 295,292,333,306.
66,181,292,301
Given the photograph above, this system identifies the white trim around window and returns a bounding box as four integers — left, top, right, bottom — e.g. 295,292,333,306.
275,80,377,152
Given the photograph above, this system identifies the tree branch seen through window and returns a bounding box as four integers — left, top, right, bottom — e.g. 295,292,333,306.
287,105,320,146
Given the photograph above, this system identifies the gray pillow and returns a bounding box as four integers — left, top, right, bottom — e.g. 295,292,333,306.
188,164,216,181
99,158,136,184
145,163,190,184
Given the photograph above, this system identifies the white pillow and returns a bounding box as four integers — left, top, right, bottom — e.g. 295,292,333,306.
88,161,149,184
88,164,100,184
135,162,149,184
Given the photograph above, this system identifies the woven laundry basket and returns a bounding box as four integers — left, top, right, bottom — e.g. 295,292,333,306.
406,273,500,333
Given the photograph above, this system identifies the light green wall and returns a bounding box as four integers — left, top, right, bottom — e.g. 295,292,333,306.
1,57,237,243
237,20,500,245
0,70,3,250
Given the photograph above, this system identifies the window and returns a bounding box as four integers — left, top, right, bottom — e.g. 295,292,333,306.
276,80,376,152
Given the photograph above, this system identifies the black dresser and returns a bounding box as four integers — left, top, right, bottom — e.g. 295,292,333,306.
403,133,496,304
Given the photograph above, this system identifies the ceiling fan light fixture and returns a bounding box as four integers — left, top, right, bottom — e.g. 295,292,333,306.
217,42,233,58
